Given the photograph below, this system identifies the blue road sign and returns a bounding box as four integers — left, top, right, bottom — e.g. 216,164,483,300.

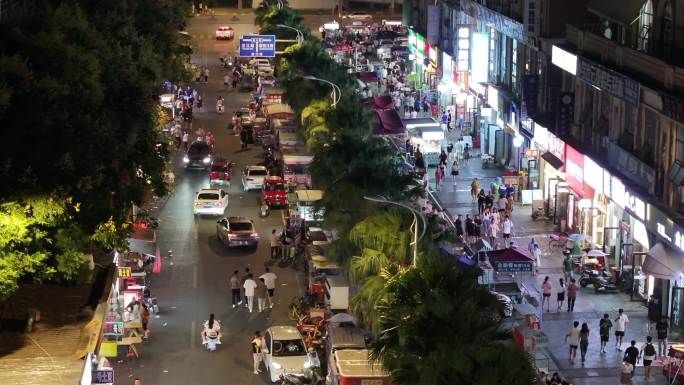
239,35,276,58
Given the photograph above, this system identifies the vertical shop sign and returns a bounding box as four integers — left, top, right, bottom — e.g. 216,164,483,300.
471,33,489,83
522,74,539,118
556,92,574,137
426,5,441,45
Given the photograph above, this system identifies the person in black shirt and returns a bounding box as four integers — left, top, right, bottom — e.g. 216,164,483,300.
656,316,669,356
454,215,464,238
465,215,475,245
623,340,639,377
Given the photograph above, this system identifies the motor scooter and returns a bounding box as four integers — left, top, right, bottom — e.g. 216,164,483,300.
579,269,610,287
278,350,323,385
592,273,630,293
201,320,222,352
216,101,224,114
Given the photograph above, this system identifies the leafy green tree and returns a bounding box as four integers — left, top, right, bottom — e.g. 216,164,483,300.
370,255,536,385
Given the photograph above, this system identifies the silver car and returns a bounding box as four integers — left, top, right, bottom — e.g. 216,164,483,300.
216,217,259,248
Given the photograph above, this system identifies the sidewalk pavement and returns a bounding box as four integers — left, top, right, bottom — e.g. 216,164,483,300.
425,130,667,384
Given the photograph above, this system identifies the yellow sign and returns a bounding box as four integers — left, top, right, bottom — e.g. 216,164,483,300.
99,341,118,357
118,267,131,278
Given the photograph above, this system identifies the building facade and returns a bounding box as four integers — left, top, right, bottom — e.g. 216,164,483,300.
403,0,684,332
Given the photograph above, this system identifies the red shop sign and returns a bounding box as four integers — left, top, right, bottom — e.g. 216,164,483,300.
547,132,565,161
564,145,594,198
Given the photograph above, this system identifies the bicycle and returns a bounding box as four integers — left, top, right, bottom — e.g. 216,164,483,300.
288,297,303,321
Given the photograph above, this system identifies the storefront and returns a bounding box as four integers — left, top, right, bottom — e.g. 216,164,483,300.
535,129,566,223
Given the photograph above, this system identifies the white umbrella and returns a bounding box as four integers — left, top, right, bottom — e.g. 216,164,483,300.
568,233,590,242
587,250,607,257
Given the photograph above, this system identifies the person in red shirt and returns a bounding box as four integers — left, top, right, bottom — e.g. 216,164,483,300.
567,278,580,312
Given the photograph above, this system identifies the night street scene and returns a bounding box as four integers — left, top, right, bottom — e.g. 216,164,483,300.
2,0,684,384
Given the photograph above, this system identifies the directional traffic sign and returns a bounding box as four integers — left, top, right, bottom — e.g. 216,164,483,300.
239,35,276,58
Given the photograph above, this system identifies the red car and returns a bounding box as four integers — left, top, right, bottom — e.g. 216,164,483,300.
209,160,234,187
261,176,288,207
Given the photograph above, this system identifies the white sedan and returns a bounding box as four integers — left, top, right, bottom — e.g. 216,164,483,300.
342,12,372,21
215,26,234,40
242,165,268,191
193,188,229,216
262,326,309,382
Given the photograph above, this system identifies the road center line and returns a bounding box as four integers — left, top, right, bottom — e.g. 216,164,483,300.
190,320,196,349
193,265,198,289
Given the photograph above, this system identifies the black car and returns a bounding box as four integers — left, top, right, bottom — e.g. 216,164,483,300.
184,141,212,170
239,75,255,92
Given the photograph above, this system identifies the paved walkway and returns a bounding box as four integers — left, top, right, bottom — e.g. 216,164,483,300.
425,130,667,384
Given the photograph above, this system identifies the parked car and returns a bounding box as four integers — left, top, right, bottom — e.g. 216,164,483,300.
216,216,259,247
215,26,234,40
184,141,212,170
262,326,309,382
193,188,229,216
241,165,268,191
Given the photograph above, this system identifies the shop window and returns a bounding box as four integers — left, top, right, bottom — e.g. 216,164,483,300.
489,29,498,82
638,0,654,52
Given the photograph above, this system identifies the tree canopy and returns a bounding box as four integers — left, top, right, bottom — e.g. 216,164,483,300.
0,0,190,299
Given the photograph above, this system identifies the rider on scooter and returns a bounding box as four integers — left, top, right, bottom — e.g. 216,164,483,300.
202,313,222,349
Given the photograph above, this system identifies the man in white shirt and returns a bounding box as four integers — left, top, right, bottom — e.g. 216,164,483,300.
243,274,257,313
615,308,629,350
269,229,279,260
259,268,278,308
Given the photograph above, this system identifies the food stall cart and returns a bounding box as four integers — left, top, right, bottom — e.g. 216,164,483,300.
281,153,314,189
263,88,285,105
403,118,444,166
288,189,324,224
327,349,390,385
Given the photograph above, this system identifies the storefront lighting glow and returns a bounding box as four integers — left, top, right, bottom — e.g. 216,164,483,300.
382,20,402,26
551,45,578,75
513,134,524,148
458,27,469,38
487,86,499,112
633,220,650,249
583,155,604,194
322,21,340,31
422,130,445,141
577,198,592,209
458,39,470,50
471,32,489,83
480,107,492,117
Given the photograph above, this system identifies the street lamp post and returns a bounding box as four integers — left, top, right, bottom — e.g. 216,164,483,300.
275,24,304,44
302,75,341,108
363,195,427,268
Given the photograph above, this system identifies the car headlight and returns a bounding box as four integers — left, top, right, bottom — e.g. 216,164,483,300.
203,157,211,164
183,156,189,163
272,362,282,369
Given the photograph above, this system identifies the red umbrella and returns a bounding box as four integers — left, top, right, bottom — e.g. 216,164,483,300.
333,44,354,52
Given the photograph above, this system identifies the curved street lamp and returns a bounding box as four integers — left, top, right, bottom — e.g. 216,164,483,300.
303,75,341,108
363,195,427,268
276,24,304,44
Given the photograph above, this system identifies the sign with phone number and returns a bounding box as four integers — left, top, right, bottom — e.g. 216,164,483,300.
91,370,114,384
495,261,534,273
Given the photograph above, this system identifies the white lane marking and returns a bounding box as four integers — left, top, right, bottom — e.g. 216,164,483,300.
193,265,198,289
190,321,196,348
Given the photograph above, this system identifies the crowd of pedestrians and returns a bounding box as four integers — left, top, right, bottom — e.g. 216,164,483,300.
228,267,278,313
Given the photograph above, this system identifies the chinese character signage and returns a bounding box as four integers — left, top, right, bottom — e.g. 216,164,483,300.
556,92,574,138
522,74,539,119
565,145,584,196
92,370,114,384
460,0,531,45
495,261,534,273
239,35,276,58
577,58,640,106
607,142,655,195
103,321,125,336
117,267,131,278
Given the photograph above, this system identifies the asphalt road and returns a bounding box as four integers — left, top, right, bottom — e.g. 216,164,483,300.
113,11,307,385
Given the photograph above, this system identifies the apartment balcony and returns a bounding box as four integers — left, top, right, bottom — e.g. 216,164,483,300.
566,23,684,94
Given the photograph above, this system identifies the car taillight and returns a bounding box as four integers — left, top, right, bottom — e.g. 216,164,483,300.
210,171,217,179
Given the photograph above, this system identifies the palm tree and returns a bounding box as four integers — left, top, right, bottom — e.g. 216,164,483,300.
369,255,537,385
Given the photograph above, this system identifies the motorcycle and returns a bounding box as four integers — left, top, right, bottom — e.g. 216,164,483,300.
216,101,225,114
592,272,630,293
579,269,610,287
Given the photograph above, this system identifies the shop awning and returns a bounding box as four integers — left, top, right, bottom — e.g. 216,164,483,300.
373,109,405,135
541,151,564,170
587,0,643,26
366,95,394,110
357,71,378,84
643,242,684,280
